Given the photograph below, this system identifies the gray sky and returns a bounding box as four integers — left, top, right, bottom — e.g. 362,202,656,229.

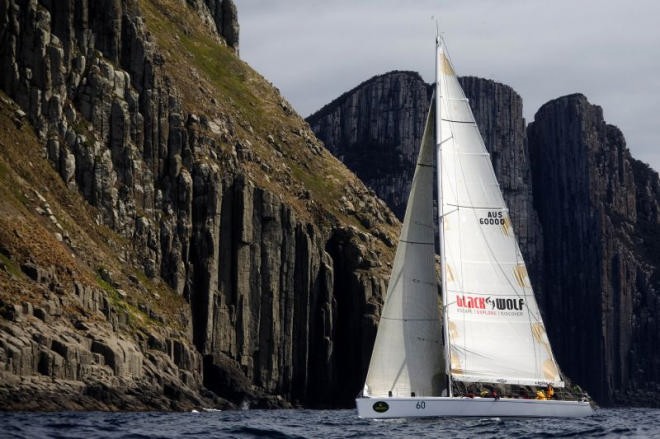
235,0,659,172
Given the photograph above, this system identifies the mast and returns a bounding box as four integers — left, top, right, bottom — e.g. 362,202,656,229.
435,36,453,397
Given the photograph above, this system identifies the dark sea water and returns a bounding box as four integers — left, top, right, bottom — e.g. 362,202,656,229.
1,408,659,438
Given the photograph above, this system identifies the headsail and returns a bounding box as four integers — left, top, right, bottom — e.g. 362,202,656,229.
363,100,444,398
436,40,564,387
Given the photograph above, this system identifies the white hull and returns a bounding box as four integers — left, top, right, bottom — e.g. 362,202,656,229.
356,396,593,418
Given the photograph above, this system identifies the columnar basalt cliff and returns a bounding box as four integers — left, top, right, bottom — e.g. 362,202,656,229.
0,0,398,409
528,94,660,406
308,72,432,220
308,75,659,407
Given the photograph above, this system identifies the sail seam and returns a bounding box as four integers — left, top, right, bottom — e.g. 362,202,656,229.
399,239,434,245
445,203,509,210
440,118,474,124
447,288,538,296
454,152,491,157
380,317,441,322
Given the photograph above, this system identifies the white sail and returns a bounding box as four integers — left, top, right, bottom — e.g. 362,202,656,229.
356,36,593,420
436,43,564,387
363,102,444,398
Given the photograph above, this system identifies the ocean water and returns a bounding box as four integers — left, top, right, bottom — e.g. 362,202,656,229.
1,407,659,438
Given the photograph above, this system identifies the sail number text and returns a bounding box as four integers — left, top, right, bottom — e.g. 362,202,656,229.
479,211,505,225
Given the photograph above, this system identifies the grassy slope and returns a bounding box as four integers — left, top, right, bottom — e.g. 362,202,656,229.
0,92,186,331
138,0,398,248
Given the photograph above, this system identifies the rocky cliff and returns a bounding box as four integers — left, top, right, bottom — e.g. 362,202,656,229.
0,0,399,409
528,94,660,406
308,72,432,220
308,75,660,407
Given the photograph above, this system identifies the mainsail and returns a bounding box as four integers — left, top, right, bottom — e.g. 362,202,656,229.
436,42,564,387
363,102,444,398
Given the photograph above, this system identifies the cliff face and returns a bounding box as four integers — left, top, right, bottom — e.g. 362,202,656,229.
528,94,660,406
309,75,660,406
0,0,398,409
0,92,208,411
308,73,545,295
308,72,432,220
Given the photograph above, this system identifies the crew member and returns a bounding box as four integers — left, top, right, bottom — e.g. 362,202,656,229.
546,384,554,399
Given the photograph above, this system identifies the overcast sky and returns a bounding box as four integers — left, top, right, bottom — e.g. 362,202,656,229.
235,0,659,172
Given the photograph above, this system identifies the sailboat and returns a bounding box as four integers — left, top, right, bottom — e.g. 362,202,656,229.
355,37,594,418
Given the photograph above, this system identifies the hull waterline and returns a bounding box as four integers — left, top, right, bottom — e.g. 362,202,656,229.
356,396,593,418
